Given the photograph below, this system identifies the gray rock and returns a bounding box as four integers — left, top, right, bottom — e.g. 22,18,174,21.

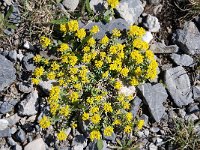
150,127,160,133
16,50,24,61
72,145,83,150
13,144,22,150
84,22,107,40
9,3,21,24
62,0,79,12
6,114,20,126
103,132,116,142
138,83,168,122
89,0,108,13
107,18,129,32
144,129,150,137
4,28,14,35
116,0,144,25
173,21,200,55
24,138,46,150
39,80,55,94
0,101,15,114
143,14,160,32
149,143,158,150
23,41,34,50
0,128,11,138
22,53,35,71
0,119,9,130
161,64,173,71
193,85,200,100
3,0,12,5
18,82,33,93
0,54,16,91
7,137,17,146
185,114,198,121
147,0,161,5
13,129,26,143
72,135,87,148
178,109,186,118
165,66,194,107
8,50,17,62
187,103,199,114
18,90,38,116
142,31,153,43
131,96,142,117
150,42,179,53
170,54,194,67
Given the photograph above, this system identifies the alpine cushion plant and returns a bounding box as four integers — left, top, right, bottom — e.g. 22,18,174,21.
32,19,158,142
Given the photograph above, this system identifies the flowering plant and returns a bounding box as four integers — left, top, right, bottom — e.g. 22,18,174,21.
32,18,158,142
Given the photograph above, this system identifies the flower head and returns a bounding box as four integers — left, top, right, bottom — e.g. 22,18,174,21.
90,130,101,141
104,126,114,136
39,115,51,129
57,130,67,141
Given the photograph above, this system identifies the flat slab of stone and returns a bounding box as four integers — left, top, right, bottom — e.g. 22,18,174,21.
150,42,179,54
165,66,194,107
24,138,46,150
0,54,16,91
138,83,168,122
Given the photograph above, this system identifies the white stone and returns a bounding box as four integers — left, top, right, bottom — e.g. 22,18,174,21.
24,138,46,150
142,31,153,43
143,15,160,32
0,119,9,131
119,86,136,97
62,0,79,12
116,0,144,25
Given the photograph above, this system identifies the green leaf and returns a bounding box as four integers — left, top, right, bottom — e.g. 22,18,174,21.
50,17,68,24
97,139,104,150
5,5,13,21
85,0,93,14
116,138,122,147
6,24,16,29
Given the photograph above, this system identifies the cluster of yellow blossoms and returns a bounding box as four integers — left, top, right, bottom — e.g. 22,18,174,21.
34,19,158,142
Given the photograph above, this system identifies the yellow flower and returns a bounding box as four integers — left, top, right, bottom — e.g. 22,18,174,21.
76,28,86,40
82,112,89,121
114,81,122,90
33,55,42,63
100,35,109,45
83,46,90,53
130,50,144,64
71,122,77,129
51,62,60,71
122,101,130,110
31,78,40,85
34,67,44,77
90,107,99,114
129,25,145,37
69,67,78,74
57,130,67,141
39,115,51,129
102,71,109,78
135,67,142,76
126,112,133,122
59,105,70,117
145,50,155,61
69,91,79,102
133,38,149,50
95,60,103,68
124,125,132,133
60,24,67,32
87,37,96,47
103,103,113,113
90,130,101,141
100,52,106,58
107,0,119,8
47,72,56,80
57,43,69,52
113,119,121,125
130,77,139,86
104,126,114,136
68,55,78,66
90,25,99,34
57,71,64,77
82,53,92,63
109,45,117,54
73,83,82,90
112,28,121,37
50,101,59,116
120,67,129,77
67,20,79,32
91,114,101,124
137,120,145,130
40,36,51,48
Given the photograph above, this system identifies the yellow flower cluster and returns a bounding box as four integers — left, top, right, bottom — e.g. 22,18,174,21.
40,36,51,48
34,20,158,142
107,0,119,8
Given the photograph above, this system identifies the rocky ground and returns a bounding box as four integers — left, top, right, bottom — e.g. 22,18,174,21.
0,0,200,150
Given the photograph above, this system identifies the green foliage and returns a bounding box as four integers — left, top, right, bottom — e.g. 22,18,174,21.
0,6,16,37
